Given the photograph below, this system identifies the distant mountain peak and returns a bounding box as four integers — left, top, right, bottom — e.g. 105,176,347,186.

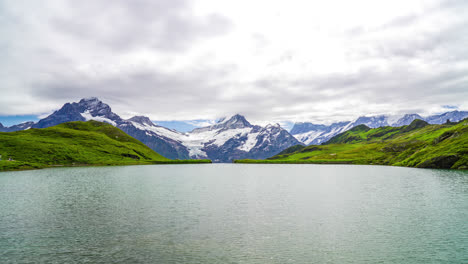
194,114,252,132
351,115,390,128
216,117,226,124
265,123,281,128
80,96,99,101
128,116,154,126
33,97,121,128
78,97,109,110
393,113,423,127
222,114,251,128
0,121,35,132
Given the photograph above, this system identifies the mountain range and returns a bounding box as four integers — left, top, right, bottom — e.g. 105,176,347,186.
2,97,467,160
1,98,300,162
290,111,468,145
236,118,468,170
0,121,35,132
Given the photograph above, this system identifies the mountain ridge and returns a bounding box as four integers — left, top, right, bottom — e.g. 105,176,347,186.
290,110,468,145
2,98,467,159
18,98,301,162
236,118,468,170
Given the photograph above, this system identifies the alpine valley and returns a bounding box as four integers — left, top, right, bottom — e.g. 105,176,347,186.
290,112,468,145
3,98,300,162
1,97,468,163
236,118,468,170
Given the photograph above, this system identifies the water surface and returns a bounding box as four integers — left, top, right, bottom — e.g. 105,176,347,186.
1,164,467,263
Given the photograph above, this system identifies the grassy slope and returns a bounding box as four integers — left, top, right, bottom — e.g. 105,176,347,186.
235,119,468,169
0,120,210,171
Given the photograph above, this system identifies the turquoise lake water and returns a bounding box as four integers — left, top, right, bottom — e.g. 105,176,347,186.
1,164,467,263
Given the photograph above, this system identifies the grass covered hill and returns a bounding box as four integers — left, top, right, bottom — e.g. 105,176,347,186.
235,119,468,170
0,120,210,171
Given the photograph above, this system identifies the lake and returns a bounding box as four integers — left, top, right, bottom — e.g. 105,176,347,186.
0,164,467,263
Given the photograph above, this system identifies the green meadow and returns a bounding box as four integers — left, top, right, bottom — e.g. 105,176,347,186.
0,120,210,171
235,119,468,170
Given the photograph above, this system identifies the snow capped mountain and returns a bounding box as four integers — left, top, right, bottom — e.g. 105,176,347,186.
33,97,123,128
393,114,424,127
425,110,468,124
290,123,329,135
352,115,389,128
290,111,468,145
128,114,301,162
119,116,191,160
290,115,393,146
291,121,351,145
29,98,190,159
0,121,35,132
28,98,301,162
191,114,251,132
4,97,467,155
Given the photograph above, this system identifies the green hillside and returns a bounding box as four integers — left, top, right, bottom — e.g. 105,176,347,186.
235,119,468,170
0,120,210,171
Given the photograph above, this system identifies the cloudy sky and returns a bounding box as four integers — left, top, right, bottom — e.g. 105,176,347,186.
1,0,467,125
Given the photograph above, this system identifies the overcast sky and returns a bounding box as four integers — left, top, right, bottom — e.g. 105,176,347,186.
1,0,467,125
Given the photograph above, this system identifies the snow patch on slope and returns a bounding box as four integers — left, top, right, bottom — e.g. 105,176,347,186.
131,121,183,140
130,121,256,158
294,130,324,145
130,121,208,158
386,115,400,126
238,132,260,152
81,110,117,126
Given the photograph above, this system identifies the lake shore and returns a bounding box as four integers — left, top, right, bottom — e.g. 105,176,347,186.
0,159,212,172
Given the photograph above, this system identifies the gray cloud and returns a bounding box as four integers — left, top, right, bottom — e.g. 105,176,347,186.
0,0,467,125
51,0,231,52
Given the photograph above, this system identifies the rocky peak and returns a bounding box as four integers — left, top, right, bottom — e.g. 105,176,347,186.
426,110,468,124
221,114,252,129
290,122,328,134
78,97,111,114
353,115,389,128
79,97,100,104
393,114,423,127
77,97,122,124
0,121,36,132
128,116,155,126
264,123,281,129
192,114,252,132
33,97,122,128
15,121,35,128
402,114,422,119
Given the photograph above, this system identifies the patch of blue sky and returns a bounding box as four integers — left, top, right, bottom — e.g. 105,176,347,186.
0,115,39,126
